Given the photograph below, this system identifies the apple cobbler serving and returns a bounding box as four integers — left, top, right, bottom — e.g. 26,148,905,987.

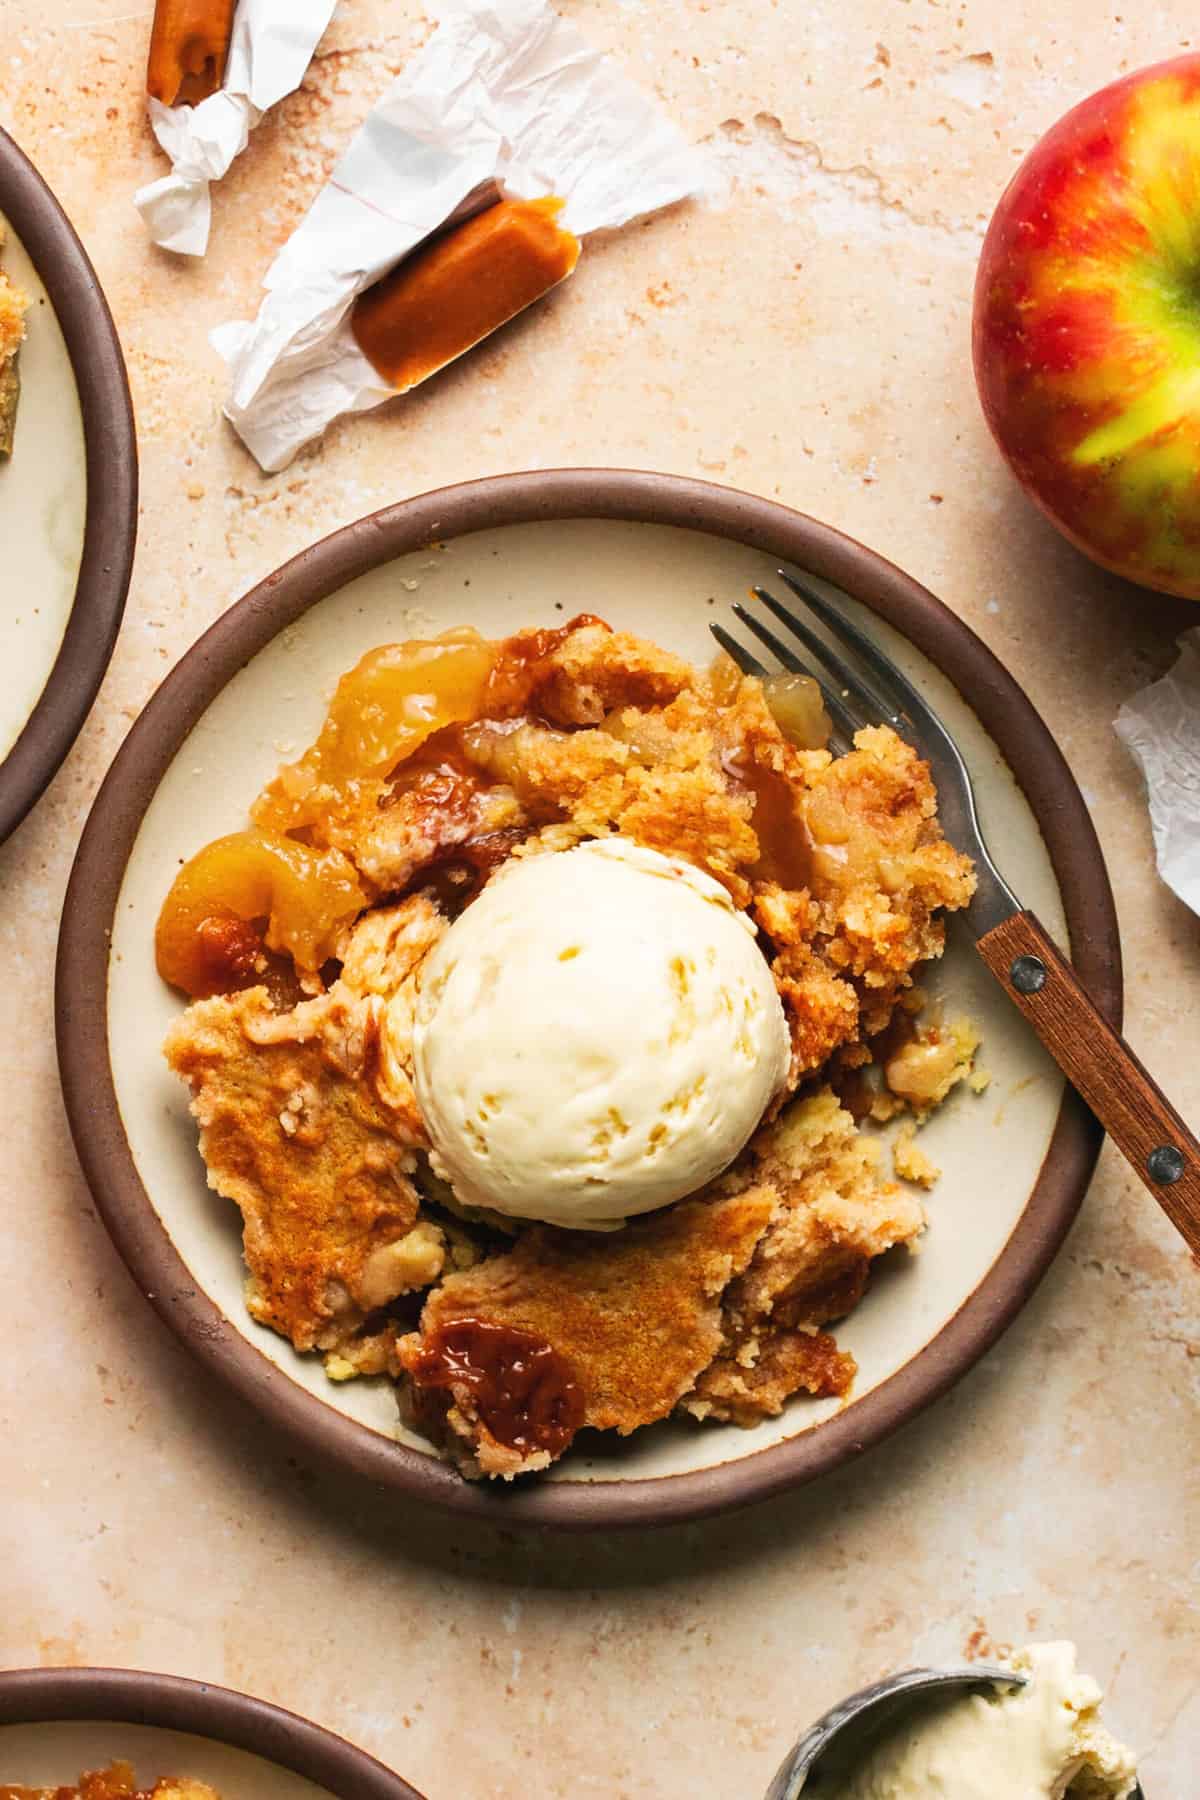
158,614,978,1480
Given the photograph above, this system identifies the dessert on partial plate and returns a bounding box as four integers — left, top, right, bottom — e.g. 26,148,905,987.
158,615,984,1480
1,1765,219,1800
0,221,28,460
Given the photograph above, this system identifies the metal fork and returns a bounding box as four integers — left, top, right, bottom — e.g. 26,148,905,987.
714,573,1200,1251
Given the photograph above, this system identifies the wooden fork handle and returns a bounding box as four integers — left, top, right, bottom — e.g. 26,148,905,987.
977,910,1200,1256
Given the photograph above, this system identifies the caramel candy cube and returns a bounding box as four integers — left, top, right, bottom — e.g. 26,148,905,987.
147,0,237,106
351,197,581,392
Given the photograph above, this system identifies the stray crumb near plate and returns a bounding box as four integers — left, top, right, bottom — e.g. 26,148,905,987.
964,1618,1012,1663
395,606,439,633
893,1122,940,1188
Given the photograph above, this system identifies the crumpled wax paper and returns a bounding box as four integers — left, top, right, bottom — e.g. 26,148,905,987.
135,0,338,256
211,0,703,472
1115,626,1200,914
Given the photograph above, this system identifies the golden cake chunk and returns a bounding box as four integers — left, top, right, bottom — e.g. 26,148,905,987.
394,1087,924,1473
684,1088,926,1425
394,1189,777,1478
165,898,446,1373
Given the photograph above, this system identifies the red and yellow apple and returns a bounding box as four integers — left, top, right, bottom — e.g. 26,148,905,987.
974,56,1200,599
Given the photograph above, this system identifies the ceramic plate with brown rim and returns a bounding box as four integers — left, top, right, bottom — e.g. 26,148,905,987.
0,128,136,846
0,1667,423,1798
56,471,1119,1530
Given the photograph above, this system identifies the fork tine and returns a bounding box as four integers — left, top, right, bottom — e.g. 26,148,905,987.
775,571,923,727
709,620,768,678
730,602,865,741
753,586,903,730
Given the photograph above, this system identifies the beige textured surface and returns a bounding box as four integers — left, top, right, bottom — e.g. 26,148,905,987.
1,4,1197,1797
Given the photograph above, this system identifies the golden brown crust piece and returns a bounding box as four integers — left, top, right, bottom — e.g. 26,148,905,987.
164,899,445,1371
395,1189,776,1477
1,1767,221,1800
395,1089,922,1472
531,622,693,726
687,1326,857,1423
683,1089,926,1426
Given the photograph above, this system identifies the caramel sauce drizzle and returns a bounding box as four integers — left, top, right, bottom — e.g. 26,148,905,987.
408,1317,585,1458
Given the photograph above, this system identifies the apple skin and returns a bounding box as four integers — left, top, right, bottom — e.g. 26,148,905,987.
974,56,1200,600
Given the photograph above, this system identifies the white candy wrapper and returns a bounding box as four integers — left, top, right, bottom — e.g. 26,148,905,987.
1115,627,1200,915
135,0,338,257
211,0,702,472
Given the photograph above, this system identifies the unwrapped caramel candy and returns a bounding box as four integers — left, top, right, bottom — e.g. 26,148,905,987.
147,0,238,106
351,197,580,392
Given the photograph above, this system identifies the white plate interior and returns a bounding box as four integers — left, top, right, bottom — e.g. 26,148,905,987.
0,209,87,764
108,518,1067,1485
0,1719,336,1798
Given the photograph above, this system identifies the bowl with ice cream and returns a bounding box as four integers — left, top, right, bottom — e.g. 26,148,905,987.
768,1642,1140,1799
56,471,1120,1525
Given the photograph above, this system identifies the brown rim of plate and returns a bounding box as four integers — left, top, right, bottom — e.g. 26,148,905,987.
0,1666,425,1798
0,127,137,847
55,469,1121,1532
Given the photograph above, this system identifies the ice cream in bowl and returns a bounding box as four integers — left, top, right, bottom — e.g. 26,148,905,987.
767,1641,1140,1799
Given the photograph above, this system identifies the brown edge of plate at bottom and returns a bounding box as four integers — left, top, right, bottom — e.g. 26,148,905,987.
0,1666,425,1798
0,127,137,848
54,469,1122,1532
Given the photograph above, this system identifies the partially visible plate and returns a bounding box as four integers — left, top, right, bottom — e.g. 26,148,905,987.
57,471,1121,1529
0,129,135,845
0,1667,424,1798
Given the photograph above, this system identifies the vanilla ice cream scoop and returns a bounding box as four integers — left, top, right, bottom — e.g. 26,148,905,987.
407,837,790,1228
796,1642,1138,1800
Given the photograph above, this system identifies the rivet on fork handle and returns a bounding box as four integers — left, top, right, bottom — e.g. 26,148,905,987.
1009,954,1046,994
1148,1145,1186,1187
